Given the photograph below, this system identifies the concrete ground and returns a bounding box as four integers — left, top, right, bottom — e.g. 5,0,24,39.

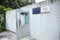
0,31,16,40
0,31,34,40
0,31,30,40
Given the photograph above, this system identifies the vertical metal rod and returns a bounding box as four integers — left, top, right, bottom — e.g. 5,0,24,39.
16,10,21,40
15,0,21,40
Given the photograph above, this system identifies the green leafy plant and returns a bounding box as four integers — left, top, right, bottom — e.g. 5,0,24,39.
0,5,13,32
0,14,6,32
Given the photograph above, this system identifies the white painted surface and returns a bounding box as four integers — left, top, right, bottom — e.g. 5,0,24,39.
6,0,59,40
6,10,16,32
28,1,59,40
19,1,59,40
35,0,45,3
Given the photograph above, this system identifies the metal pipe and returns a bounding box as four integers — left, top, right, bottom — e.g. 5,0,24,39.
15,0,21,40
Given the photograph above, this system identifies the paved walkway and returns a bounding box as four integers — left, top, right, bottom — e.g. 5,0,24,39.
0,31,16,40
0,31,34,40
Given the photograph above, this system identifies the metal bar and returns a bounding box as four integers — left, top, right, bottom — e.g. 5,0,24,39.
15,0,21,40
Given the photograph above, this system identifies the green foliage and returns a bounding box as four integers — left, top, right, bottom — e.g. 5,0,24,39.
0,5,13,13
4,7,12,11
0,5,12,32
0,14,6,32
17,0,32,7
0,5,13,32
0,5,4,10
0,0,32,9
0,5,5,14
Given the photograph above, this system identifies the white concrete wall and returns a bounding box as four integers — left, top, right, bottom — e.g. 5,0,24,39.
6,0,59,40
31,2,59,40
6,10,16,32
20,1,59,40
56,0,60,39
28,1,59,40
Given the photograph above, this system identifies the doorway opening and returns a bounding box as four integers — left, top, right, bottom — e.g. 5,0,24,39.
18,12,30,40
